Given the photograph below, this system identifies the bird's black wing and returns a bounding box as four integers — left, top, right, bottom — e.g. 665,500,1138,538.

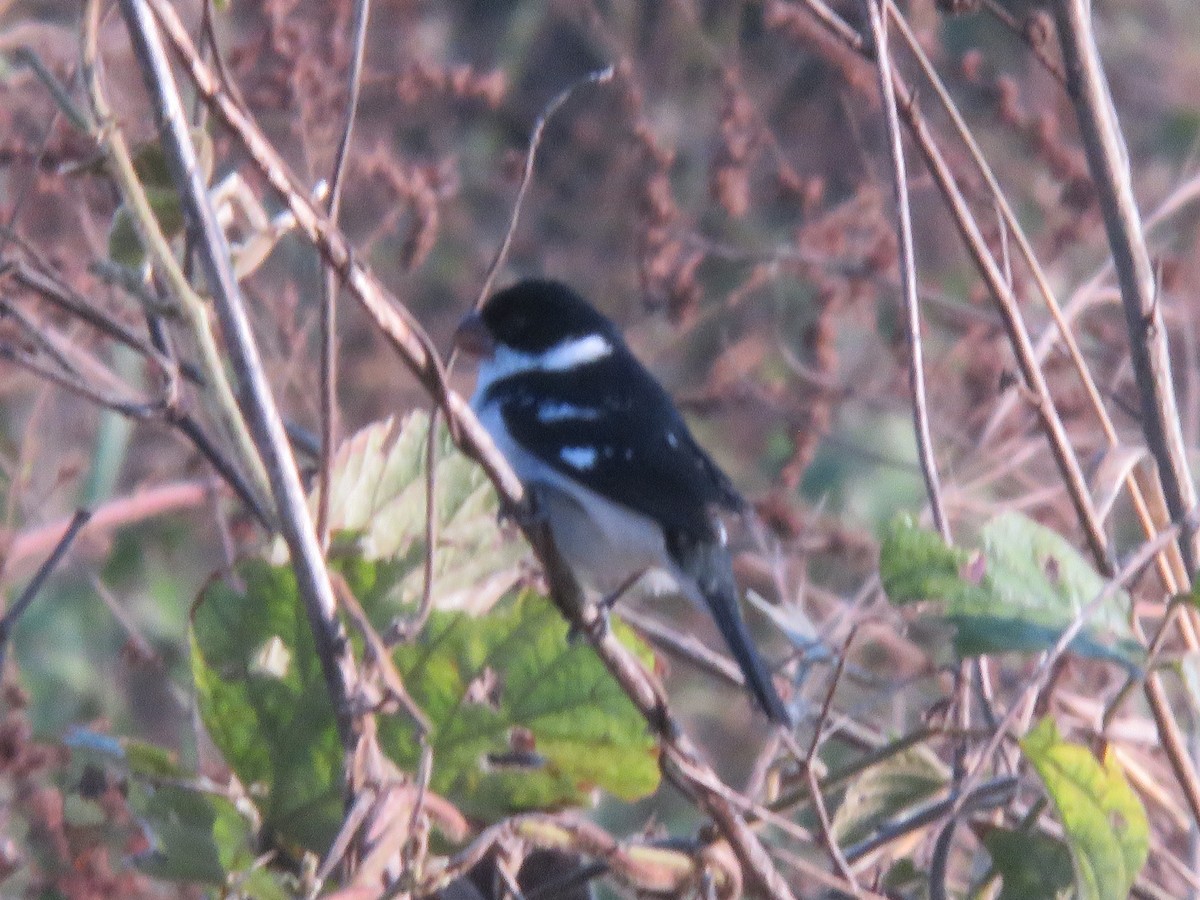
486,350,744,540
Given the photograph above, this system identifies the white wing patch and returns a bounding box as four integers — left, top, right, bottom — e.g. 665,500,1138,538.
559,446,599,470
536,402,602,423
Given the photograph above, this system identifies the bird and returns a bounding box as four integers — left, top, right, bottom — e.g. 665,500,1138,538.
455,278,791,725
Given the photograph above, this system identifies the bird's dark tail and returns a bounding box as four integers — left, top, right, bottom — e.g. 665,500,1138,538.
672,537,792,726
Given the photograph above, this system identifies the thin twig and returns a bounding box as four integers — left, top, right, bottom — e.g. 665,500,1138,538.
4,259,176,377
886,0,1190,641
807,763,859,894
473,65,615,312
1052,1,1200,831
957,525,1190,816
796,0,1111,571
82,0,275,519
331,571,430,734
5,479,213,574
0,510,92,672
864,0,949,542
414,813,737,898
0,334,159,418
167,395,275,529
149,0,521,502
796,626,859,891
618,606,750,689
395,65,623,645
842,776,1017,864
316,0,371,548
384,411,441,647
980,0,1065,83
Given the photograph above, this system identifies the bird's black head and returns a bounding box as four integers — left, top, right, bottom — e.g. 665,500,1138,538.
479,279,621,353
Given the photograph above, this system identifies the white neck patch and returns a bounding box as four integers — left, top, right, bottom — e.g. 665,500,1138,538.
539,333,613,371
474,333,614,398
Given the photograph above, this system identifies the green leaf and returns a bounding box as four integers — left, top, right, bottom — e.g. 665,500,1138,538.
380,589,660,820
133,781,292,899
191,560,343,853
879,514,973,606
63,729,286,896
311,412,525,616
981,824,1074,900
194,561,660,841
881,858,926,897
1021,718,1149,900
122,737,184,779
831,748,948,848
133,784,246,885
880,513,1141,666
196,415,661,844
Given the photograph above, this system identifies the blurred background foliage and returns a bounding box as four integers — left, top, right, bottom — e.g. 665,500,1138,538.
2,0,1200,896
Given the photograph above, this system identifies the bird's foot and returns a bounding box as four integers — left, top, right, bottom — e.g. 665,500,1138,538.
567,602,610,645
498,490,543,531
598,569,646,613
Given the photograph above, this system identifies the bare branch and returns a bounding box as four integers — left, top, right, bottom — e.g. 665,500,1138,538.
795,0,1111,571
82,0,275,518
316,0,372,547
0,509,91,672
864,0,950,542
1053,0,1198,573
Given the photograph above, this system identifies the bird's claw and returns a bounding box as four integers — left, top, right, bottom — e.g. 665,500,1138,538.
567,603,610,645
499,488,544,531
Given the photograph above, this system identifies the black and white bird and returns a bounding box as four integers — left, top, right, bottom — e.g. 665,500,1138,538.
455,278,790,725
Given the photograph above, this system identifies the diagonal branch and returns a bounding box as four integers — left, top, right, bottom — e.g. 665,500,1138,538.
1053,0,1198,574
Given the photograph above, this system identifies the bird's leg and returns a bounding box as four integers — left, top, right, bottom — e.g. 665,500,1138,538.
567,605,608,645
599,569,647,613
499,485,544,532
564,571,643,644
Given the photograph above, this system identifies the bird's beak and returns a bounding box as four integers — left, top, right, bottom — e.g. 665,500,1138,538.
453,311,495,359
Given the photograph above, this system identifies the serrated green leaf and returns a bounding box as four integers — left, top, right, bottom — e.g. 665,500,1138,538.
314,412,525,615
379,589,660,820
879,514,976,606
1021,718,1149,900
982,824,1074,900
194,560,661,841
880,513,1141,666
197,414,660,842
191,560,343,853
831,747,948,848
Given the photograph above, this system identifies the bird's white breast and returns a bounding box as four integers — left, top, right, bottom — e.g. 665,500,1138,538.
472,393,669,596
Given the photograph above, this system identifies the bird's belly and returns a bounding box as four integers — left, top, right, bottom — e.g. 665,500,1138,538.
531,479,668,594
473,398,671,594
